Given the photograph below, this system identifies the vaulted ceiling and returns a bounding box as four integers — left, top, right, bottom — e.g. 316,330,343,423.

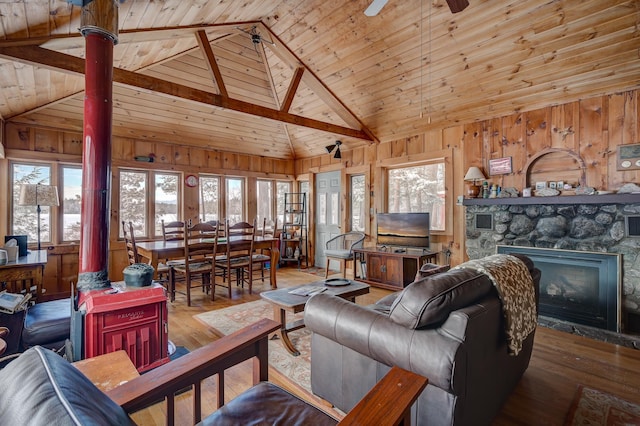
0,0,638,159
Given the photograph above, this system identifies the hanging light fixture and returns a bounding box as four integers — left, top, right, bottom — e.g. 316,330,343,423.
325,140,342,159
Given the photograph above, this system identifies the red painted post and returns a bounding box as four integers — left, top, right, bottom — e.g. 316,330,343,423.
77,1,118,291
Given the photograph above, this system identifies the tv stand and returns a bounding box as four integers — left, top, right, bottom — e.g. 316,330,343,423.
354,247,438,290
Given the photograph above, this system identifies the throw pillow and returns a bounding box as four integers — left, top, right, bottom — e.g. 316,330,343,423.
414,263,451,281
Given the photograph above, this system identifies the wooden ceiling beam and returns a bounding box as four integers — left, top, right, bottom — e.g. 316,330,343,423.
280,67,304,113
0,45,373,142
195,30,228,98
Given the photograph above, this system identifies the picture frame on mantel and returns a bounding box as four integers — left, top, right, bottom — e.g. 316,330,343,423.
488,157,513,176
617,143,640,171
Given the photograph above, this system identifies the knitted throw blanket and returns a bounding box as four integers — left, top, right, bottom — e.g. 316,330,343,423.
454,254,537,356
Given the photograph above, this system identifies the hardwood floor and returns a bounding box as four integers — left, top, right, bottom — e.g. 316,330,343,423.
132,268,640,425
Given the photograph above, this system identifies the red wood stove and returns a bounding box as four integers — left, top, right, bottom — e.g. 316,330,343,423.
79,283,168,372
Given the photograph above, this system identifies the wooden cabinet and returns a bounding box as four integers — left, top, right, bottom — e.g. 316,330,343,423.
354,248,438,290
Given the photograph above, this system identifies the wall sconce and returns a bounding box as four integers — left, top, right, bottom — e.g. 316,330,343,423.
463,166,486,198
325,140,342,159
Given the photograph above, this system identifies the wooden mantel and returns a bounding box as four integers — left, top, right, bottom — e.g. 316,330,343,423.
462,193,640,206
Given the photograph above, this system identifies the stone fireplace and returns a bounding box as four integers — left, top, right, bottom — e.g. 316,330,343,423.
463,194,640,342
496,246,620,332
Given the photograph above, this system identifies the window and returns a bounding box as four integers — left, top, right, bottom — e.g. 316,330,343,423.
119,170,181,238
11,163,53,245
226,177,244,224
350,175,365,232
154,173,180,236
119,170,148,237
256,180,291,227
299,181,310,228
276,181,291,225
10,162,83,245
387,162,446,231
200,175,220,223
62,166,82,241
256,180,273,223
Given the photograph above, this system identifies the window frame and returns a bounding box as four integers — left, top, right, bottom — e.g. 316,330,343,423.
378,149,452,235
199,174,222,223
60,164,83,243
10,161,55,246
225,176,246,225
342,166,370,235
153,172,182,238
349,174,366,233
256,179,274,224
118,168,182,239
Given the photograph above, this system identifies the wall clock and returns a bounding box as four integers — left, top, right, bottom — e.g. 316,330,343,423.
185,174,198,187
617,143,640,171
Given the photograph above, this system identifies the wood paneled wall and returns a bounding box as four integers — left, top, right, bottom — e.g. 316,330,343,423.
0,124,295,300
1,88,638,299
295,89,640,268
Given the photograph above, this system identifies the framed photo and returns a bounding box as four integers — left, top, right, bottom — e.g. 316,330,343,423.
535,181,547,190
557,181,564,189
549,182,557,189
617,143,640,171
488,157,513,176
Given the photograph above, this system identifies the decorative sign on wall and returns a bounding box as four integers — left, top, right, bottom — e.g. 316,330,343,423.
617,143,640,171
488,157,513,175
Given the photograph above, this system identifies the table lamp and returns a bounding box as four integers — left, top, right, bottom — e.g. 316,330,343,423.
18,184,59,251
463,167,486,198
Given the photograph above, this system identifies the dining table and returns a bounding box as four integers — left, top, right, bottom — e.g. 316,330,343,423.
135,236,280,289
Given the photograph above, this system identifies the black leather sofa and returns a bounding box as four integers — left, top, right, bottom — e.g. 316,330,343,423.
305,254,541,426
0,319,427,426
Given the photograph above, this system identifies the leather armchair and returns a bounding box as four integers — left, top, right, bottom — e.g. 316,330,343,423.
306,254,541,426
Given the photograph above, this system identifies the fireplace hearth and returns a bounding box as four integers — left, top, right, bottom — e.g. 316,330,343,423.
497,246,621,332
463,195,640,339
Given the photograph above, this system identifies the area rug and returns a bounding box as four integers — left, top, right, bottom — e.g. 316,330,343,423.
564,385,640,425
194,300,311,393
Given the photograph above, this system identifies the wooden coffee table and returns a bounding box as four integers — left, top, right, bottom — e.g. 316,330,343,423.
260,279,370,356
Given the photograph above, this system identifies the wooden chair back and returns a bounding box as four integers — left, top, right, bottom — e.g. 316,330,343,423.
204,219,225,237
161,220,185,242
261,217,278,238
183,222,217,266
218,219,256,293
226,219,256,255
122,221,139,265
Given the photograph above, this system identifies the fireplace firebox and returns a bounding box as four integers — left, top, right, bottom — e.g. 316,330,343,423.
497,246,621,332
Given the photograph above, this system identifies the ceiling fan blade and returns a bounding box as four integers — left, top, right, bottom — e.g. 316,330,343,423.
364,0,389,16
446,0,469,13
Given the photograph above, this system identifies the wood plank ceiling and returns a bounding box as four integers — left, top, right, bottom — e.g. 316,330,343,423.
0,0,637,160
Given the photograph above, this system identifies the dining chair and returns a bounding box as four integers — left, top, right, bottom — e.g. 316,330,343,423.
161,220,185,241
215,219,256,295
122,220,171,286
160,220,189,276
169,222,216,306
204,219,226,238
122,221,140,265
252,217,277,283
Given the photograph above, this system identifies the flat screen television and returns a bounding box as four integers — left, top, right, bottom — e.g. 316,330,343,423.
376,212,430,248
